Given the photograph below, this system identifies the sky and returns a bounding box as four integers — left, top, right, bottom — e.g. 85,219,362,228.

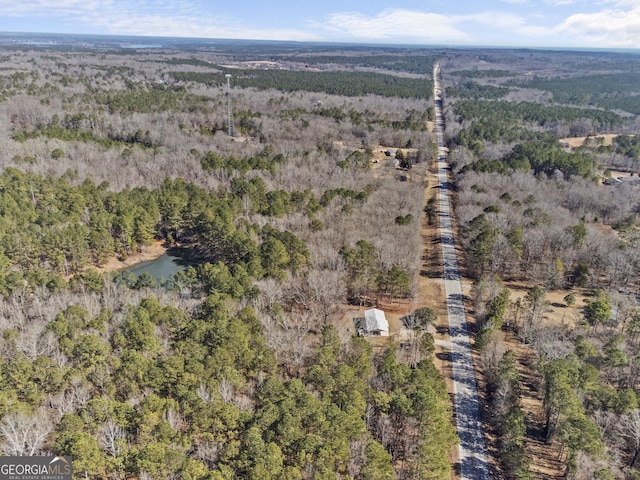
0,0,639,49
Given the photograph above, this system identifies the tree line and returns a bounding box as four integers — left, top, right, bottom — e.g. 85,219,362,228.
273,54,436,74
170,69,432,99
508,72,640,115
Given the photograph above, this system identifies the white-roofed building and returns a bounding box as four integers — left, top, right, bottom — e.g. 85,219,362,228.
363,308,389,336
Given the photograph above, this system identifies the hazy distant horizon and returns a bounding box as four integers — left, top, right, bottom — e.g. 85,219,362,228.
1,30,639,56
0,1,638,50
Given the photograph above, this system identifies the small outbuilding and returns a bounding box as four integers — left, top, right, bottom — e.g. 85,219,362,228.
363,308,389,336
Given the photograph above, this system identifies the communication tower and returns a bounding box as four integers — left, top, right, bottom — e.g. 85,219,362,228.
225,74,235,137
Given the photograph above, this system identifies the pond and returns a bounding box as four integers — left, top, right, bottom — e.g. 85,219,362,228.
124,252,190,282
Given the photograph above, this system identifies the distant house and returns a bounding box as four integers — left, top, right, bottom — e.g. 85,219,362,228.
363,308,389,336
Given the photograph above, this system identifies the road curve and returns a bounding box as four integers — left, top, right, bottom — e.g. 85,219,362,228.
433,63,489,480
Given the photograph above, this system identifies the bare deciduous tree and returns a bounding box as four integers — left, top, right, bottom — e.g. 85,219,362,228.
0,410,53,456
47,380,91,420
621,409,640,468
196,383,212,404
591,410,618,447
217,378,234,404
193,439,222,468
98,420,126,458
479,330,507,386
166,408,184,432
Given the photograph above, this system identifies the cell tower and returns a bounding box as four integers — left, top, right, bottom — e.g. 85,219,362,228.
225,74,235,137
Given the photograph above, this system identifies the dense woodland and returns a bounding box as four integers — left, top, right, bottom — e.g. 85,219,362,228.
2,37,640,480
442,49,640,479
0,40,457,479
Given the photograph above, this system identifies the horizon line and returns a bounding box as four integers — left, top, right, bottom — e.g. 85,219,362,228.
1,30,639,55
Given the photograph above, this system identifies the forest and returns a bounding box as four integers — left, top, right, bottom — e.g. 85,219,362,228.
443,48,640,479
1,36,640,480
0,39,455,479
506,73,640,115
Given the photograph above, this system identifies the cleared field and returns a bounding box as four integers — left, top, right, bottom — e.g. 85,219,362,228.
559,133,622,148
505,284,588,328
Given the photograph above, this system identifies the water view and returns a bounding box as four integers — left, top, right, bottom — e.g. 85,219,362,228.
124,252,188,281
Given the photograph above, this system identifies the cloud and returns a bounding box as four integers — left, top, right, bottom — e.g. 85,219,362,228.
3,1,639,48
604,0,640,6
0,0,97,17
317,9,472,43
556,3,640,47
0,0,321,41
316,8,564,45
459,11,526,29
544,0,579,5
316,3,640,47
